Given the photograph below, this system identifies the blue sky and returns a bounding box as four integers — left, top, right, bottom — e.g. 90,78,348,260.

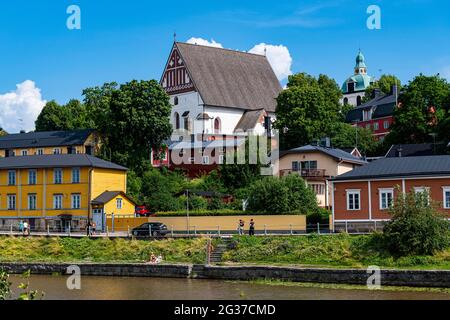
0,0,449,132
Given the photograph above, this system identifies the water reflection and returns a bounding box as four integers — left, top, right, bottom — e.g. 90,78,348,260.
8,275,450,300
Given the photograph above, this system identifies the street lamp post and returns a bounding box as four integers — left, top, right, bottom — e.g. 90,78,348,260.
186,189,190,236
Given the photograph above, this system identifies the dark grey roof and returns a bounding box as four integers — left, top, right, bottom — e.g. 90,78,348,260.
91,191,134,205
385,143,447,158
333,155,450,181
234,109,265,132
0,129,95,150
175,42,282,112
345,92,397,122
281,145,367,165
0,154,127,171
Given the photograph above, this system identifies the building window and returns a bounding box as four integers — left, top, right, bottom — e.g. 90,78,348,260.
8,170,16,186
183,117,191,132
71,194,81,209
292,161,299,171
346,190,360,210
363,109,371,121
202,156,210,165
28,194,37,210
218,155,225,164
21,150,28,156
383,121,389,129
343,97,349,105
414,187,430,205
53,194,63,209
7,194,16,210
357,96,362,106
28,170,37,185
310,184,325,195
373,122,379,131
174,112,180,130
54,169,63,184
37,149,44,155
301,161,317,170
379,188,394,210
365,123,371,129
174,96,179,105
443,187,450,209
214,118,221,134
72,168,80,183
116,198,123,209
53,148,61,154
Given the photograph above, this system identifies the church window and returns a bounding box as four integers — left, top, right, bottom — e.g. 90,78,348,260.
357,96,362,106
348,82,355,93
174,96,179,105
174,112,180,129
214,118,221,134
343,97,349,105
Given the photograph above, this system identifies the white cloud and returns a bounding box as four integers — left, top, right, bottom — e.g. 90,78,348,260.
0,80,46,133
249,43,293,81
186,37,223,48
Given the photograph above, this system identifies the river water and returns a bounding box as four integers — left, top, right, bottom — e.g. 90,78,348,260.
8,275,449,300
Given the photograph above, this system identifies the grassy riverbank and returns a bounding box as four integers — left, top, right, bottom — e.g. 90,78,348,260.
0,234,449,270
0,236,208,264
221,234,450,270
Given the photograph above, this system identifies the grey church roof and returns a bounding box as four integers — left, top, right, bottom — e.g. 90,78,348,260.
333,155,450,181
175,42,282,112
0,129,95,150
234,109,266,132
281,145,367,165
0,154,127,171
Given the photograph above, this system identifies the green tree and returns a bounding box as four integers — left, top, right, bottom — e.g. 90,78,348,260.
387,74,450,144
274,73,343,150
35,99,92,131
83,80,173,168
363,74,401,102
331,122,378,156
383,191,449,256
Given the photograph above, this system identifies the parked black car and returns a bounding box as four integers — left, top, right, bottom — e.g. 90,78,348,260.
131,222,169,237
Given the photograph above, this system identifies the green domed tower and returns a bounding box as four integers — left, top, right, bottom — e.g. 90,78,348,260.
341,50,375,106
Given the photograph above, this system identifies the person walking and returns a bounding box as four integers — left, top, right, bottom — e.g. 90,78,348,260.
86,221,91,237
23,221,29,236
92,221,97,235
19,220,24,235
237,219,245,235
249,219,255,236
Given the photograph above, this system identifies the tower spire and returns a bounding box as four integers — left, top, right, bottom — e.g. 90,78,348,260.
173,31,177,43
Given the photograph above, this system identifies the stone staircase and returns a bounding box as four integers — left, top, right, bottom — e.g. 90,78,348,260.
209,238,233,264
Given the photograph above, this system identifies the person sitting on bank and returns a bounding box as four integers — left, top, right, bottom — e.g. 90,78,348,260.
149,252,158,264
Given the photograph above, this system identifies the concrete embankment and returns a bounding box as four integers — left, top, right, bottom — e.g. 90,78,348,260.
1,263,449,288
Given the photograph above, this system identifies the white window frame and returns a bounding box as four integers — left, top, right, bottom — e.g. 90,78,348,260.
116,198,123,209
21,150,28,156
72,168,80,183
346,189,361,211
37,148,44,155
28,169,37,185
7,194,16,210
373,122,379,131
8,170,16,186
71,194,81,209
54,168,63,184
53,194,63,209
443,187,450,209
28,194,37,210
53,148,61,155
218,155,225,165
379,188,394,210
202,156,210,165
383,121,389,129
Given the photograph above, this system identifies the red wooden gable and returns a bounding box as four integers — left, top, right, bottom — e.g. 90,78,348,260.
161,46,194,94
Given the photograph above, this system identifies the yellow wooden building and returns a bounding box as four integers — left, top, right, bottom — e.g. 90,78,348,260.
0,129,101,157
0,153,129,232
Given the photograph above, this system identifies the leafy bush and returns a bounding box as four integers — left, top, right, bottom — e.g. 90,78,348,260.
246,175,319,214
382,192,450,256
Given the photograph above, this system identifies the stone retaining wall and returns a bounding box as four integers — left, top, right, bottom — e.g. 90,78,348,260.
1,263,449,288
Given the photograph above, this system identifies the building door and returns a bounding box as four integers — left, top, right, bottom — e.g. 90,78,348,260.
92,209,105,232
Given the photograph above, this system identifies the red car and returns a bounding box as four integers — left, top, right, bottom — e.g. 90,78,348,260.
135,206,154,217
